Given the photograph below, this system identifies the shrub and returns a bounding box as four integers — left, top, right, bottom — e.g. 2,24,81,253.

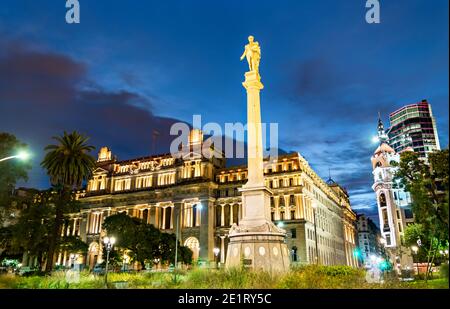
277,265,366,289
439,263,449,281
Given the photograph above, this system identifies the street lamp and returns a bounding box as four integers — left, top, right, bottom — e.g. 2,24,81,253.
103,236,116,287
0,151,30,162
311,203,319,265
174,203,203,280
411,245,419,276
213,247,220,269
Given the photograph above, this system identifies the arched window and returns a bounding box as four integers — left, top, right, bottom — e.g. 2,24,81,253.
184,237,200,261
143,209,149,224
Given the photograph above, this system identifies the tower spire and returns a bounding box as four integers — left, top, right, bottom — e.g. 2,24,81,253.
377,112,388,144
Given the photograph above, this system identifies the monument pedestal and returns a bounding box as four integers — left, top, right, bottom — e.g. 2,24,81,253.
226,185,290,273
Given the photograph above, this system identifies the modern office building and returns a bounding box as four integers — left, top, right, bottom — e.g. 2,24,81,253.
388,99,441,158
47,129,358,270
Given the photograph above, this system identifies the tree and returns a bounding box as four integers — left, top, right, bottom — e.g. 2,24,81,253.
0,133,31,224
41,131,96,272
9,190,55,269
394,149,449,280
103,213,193,269
58,236,89,256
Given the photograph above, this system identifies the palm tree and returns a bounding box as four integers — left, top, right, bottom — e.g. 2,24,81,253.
41,131,96,272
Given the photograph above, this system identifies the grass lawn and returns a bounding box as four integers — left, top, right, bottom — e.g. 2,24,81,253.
0,265,448,289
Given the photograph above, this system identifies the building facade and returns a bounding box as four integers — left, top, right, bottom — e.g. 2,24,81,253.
60,130,358,269
371,118,414,270
388,99,441,158
356,214,381,265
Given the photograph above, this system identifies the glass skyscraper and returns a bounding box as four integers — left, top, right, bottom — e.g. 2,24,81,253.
388,100,441,158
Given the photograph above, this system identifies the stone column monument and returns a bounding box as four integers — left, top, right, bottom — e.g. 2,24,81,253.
225,36,290,273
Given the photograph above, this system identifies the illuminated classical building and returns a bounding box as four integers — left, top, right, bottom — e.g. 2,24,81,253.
59,129,358,269
371,116,414,270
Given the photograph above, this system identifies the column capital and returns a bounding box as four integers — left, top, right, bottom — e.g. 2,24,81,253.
243,71,264,90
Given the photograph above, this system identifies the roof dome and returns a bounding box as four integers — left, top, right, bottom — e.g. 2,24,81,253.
374,142,395,155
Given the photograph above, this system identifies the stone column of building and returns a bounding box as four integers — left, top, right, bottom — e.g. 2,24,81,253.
199,198,214,263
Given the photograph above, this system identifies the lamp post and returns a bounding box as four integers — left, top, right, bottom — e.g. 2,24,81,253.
174,203,203,281
312,203,319,265
103,236,116,287
213,247,220,269
0,151,30,163
411,245,419,276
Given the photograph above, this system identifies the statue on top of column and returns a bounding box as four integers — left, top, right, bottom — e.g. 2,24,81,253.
240,35,261,73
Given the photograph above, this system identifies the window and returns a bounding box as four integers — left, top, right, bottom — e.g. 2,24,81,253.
291,228,297,239
232,204,239,225
291,210,296,220
404,208,414,219
290,195,295,206
165,207,172,229
278,179,283,187
216,206,221,227
379,193,387,207
291,246,298,262
192,204,198,227
223,205,231,226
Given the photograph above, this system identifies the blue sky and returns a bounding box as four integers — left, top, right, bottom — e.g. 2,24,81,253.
0,0,448,223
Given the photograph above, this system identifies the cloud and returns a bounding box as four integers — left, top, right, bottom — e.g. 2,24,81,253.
0,40,187,188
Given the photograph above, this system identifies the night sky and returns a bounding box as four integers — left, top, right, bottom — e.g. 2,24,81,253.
0,1,448,223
